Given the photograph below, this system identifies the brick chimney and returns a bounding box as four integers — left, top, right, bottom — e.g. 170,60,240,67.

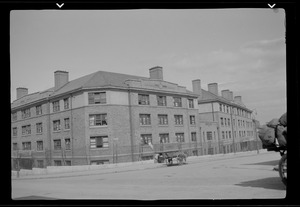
192,79,202,99
16,87,28,99
208,83,218,96
234,96,242,103
221,90,230,100
149,66,163,80
54,70,69,90
229,91,234,101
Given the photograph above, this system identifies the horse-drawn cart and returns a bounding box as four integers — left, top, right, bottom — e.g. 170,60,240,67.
155,150,187,166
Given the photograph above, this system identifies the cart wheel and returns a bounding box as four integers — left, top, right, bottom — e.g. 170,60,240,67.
278,154,287,186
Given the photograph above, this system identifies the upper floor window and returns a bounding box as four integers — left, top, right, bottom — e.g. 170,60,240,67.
54,139,61,150
206,131,213,141
64,118,70,129
190,115,196,125
36,105,42,115
64,98,69,110
12,127,17,137
173,97,182,107
13,143,18,151
37,141,43,151
139,114,151,125
157,95,167,106
159,133,169,143
188,99,194,108
220,104,222,112
191,132,197,142
36,123,43,134
138,94,150,105
22,125,31,135
21,108,31,119
158,114,168,125
220,117,224,126
90,136,109,148
65,138,71,150
53,120,61,131
12,112,17,121
174,115,183,125
53,101,60,112
88,92,106,104
89,114,107,126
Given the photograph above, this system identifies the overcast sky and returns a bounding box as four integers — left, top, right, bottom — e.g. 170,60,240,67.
10,9,286,124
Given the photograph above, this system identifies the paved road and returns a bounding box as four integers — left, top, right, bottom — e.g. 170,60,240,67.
12,150,286,200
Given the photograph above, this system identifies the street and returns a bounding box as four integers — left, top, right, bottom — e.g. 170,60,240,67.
12,150,286,200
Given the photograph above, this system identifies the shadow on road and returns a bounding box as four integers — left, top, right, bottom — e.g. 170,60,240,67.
244,160,279,166
13,195,59,200
235,177,286,191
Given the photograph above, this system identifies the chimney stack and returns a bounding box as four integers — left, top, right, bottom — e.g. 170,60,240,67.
229,91,234,101
149,66,163,80
16,87,28,99
192,79,202,99
54,70,69,90
221,89,230,100
208,83,218,96
234,96,242,103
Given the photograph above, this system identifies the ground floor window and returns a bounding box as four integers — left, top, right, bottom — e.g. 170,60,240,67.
159,133,169,143
65,160,71,166
208,147,214,155
141,134,152,145
54,160,62,166
37,160,44,168
90,160,109,165
90,136,109,148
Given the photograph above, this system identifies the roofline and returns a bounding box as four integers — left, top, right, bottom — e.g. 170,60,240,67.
198,99,252,112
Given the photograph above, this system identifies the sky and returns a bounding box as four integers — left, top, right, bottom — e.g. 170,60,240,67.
10,9,286,124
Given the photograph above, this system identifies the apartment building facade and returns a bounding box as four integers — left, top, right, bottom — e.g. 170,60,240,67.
11,67,201,168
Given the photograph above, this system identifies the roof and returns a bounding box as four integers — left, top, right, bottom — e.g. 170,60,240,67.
199,89,251,111
11,70,196,109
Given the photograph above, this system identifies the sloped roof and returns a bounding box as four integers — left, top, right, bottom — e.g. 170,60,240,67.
11,70,196,109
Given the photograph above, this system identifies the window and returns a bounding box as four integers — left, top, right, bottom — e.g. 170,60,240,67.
220,104,222,112
53,120,61,131
190,115,196,125
207,132,213,141
64,98,69,110
227,106,229,113
89,114,107,126
37,141,43,151
37,160,44,168
158,114,168,125
176,133,185,142
65,160,72,166
36,105,42,115
22,142,31,150
173,97,182,107
208,148,214,155
21,108,31,119
13,143,18,150
22,125,31,135
64,118,70,129
228,118,230,126
226,131,228,139
220,118,224,126
90,136,109,148
36,123,43,134
88,92,106,104
229,131,231,138
12,127,17,136
139,114,151,125
159,133,169,143
141,134,152,145
157,95,167,106
222,131,225,139
12,112,17,121
65,138,71,150
138,94,150,105
54,139,61,150
54,160,62,166
188,99,194,108
53,101,60,112
191,132,197,141
174,115,183,125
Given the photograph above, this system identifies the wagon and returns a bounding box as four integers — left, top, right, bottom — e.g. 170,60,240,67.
155,150,187,166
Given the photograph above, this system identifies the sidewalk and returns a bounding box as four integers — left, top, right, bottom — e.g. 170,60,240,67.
12,149,268,180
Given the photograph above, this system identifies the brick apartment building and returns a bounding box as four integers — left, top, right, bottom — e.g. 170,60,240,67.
11,67,201,168
11,66,261,169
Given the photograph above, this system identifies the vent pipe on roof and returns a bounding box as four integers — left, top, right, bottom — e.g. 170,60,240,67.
54,70,69,90
16,87,28,99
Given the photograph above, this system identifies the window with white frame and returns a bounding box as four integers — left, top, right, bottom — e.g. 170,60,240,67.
190,115,196,125
158,114,168,125
159,133,169,143
90,136,109,148
64,118,70,129
138,94,150,105
157,95,167,106
173,97,182,107
88,92,106,104
176,133,185,142
207,131,213,141
53,120,61,131
191,132,197,141
89,114,107,126
64,98,69,110
174,115,183,125
139,114,151,125
53,101,60,112
21,108,31,119
22,142,31,150
188,99,194,108
141,134,152,145
36,123,43,134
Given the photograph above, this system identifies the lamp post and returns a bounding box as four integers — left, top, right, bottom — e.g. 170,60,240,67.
251,109,259,154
